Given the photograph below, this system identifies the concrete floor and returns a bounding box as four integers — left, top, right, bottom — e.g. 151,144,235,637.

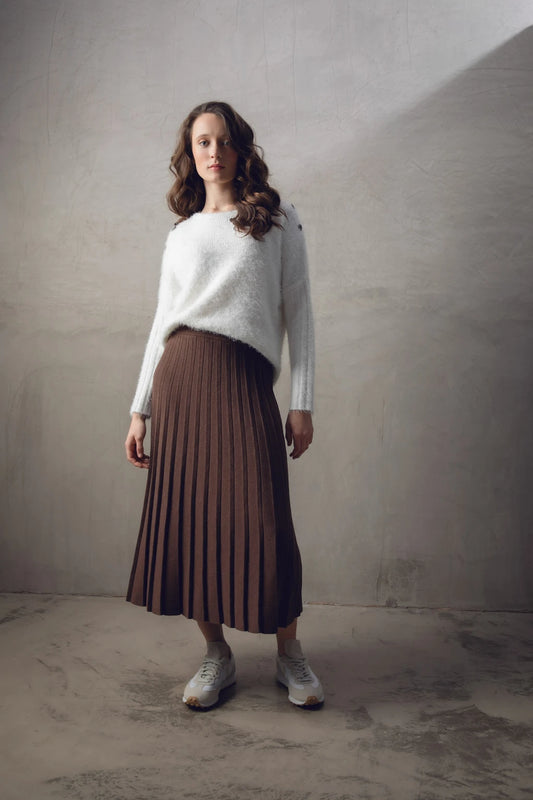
1,595,532,800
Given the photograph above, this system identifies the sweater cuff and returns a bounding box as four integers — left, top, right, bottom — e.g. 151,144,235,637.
129,398,152,419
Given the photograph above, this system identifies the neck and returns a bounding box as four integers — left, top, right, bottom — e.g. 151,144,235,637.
202,184,237,213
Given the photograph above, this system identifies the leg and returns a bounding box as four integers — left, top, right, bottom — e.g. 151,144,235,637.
183,621,235,709
276,618,298,656
197,620,228,646
276,618,324,707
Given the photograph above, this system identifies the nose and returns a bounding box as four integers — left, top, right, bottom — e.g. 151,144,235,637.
210,142,221,160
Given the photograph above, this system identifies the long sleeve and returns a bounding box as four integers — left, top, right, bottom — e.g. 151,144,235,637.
281,205,315,412
129,233,175,417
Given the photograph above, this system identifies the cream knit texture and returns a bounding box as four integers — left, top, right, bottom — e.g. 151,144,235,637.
130,201,314,417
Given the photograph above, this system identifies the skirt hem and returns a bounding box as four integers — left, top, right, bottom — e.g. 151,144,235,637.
126,596,302,635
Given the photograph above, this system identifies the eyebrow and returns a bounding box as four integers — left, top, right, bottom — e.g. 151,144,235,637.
195,133,229,139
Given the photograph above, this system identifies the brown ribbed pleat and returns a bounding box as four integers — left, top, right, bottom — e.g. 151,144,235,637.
126,327,303,634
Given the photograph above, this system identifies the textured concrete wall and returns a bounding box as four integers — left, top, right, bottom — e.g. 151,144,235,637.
1,0,532,608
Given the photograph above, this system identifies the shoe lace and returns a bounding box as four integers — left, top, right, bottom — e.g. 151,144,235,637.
287,656,314,684
198,657,222,683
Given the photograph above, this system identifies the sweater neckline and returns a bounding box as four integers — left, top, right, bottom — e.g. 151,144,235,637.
195,209,236,216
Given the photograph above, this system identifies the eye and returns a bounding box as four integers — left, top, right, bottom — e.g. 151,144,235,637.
198,139,208,147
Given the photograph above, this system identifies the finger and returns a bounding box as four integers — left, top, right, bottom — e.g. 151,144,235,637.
292,435,312,458
136,438,145,459
125,438,138,463
290,437,304,459
130,455,150,469
285,420,293,446
126,437,147,467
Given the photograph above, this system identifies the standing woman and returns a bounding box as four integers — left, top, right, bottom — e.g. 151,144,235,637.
125,101,323,710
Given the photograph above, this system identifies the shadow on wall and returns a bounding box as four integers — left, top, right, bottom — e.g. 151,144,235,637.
308,28,533,609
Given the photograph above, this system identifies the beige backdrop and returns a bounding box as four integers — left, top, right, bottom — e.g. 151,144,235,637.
2,0,533,609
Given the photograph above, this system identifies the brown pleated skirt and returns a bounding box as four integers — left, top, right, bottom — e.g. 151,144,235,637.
126,327,303,634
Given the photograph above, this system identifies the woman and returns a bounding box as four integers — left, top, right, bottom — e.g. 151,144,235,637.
125,101,323,710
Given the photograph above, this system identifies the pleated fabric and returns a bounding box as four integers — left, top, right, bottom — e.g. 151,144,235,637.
126,327,303,634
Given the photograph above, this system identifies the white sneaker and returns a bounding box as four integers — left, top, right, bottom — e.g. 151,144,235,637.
183,642,236,709
276,639,324,707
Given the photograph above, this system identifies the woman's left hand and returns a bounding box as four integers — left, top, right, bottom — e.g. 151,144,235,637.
285,410,313,459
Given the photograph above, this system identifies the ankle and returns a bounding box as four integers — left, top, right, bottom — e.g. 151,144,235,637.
206,640,231,658
277,638,296,657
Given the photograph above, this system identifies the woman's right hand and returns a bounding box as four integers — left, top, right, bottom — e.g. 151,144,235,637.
125,413,150,469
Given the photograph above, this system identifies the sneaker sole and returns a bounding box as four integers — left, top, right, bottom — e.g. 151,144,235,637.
276,677,324,707
183,696,205,709
287,692,324,707
182,677,236,709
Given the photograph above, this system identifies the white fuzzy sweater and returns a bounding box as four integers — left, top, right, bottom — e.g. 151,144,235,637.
130,201,314,417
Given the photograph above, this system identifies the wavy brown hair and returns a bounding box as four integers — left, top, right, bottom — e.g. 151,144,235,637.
167,101,284,240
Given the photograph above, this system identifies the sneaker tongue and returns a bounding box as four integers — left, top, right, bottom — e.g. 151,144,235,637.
199,659,220,680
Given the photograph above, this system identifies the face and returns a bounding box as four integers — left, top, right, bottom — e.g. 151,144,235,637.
190,113,239,186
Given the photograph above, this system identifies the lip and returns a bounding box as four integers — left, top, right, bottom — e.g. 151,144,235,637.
208,164,224,169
